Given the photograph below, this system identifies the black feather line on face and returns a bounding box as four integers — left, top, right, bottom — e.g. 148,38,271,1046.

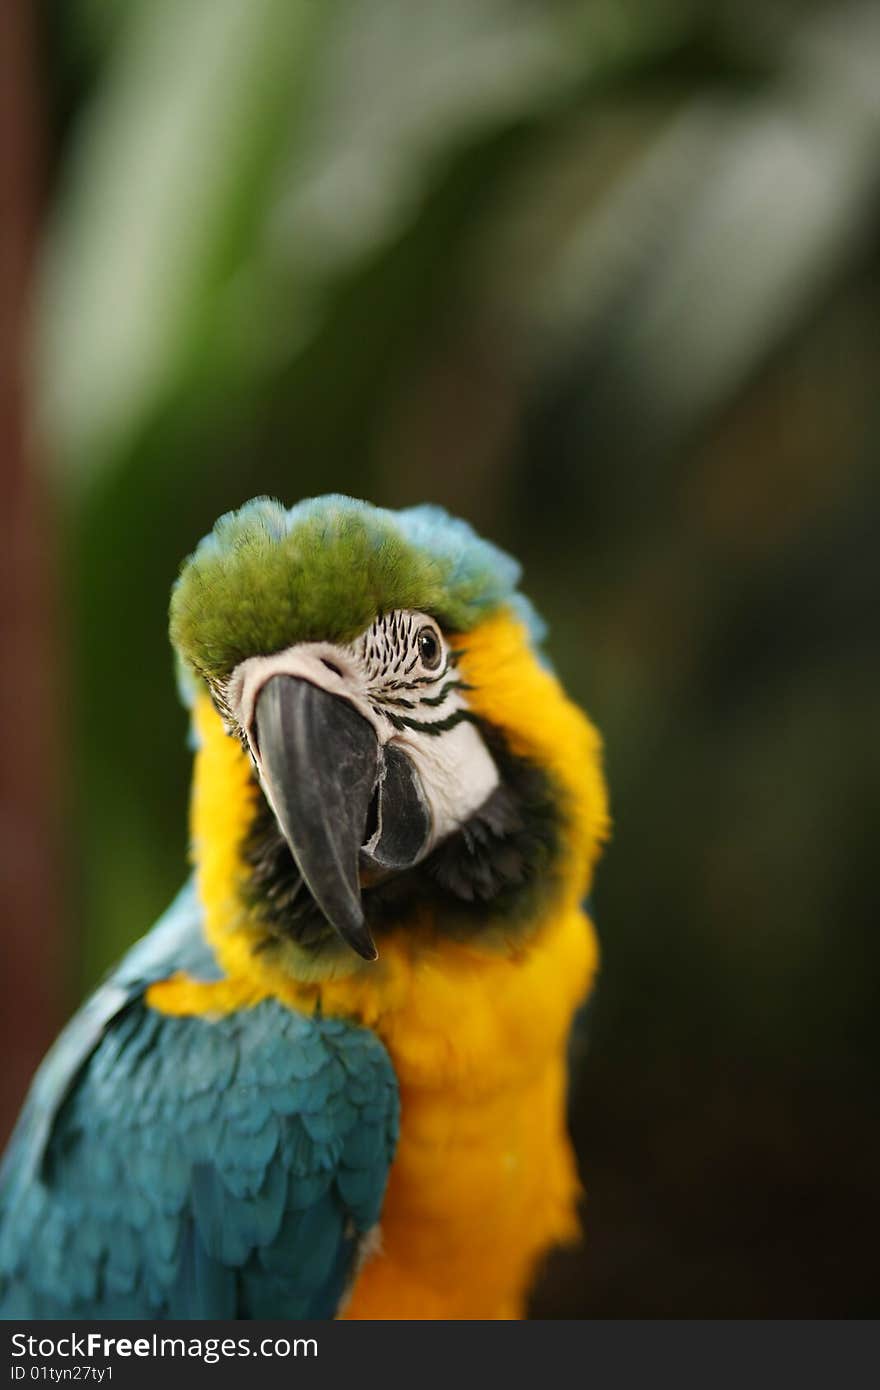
241,721,564,954
382,708,477,736
419,679,471,707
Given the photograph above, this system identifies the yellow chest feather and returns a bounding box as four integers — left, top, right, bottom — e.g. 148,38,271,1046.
340,904,596,1319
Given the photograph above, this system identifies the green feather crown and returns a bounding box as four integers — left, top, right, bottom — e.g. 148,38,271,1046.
170,494,544,699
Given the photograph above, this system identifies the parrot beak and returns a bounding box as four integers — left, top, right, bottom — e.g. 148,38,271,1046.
252,674,381,961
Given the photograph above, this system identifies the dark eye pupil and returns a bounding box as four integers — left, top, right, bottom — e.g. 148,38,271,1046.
419,629,440,668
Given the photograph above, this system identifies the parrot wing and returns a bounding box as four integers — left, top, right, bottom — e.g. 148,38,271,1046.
0,888,399,1319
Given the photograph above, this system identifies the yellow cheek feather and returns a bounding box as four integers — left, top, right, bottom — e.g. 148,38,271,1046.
147,608,610,1319
458,609,609,901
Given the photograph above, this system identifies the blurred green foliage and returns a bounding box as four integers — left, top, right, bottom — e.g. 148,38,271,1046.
34,0,880,1314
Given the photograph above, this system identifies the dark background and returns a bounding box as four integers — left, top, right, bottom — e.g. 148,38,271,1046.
1,0,878,1317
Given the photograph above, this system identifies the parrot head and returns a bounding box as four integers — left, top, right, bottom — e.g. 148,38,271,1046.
170,495,608,976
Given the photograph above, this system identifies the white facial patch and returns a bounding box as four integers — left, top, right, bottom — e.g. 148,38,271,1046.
226,610,499,856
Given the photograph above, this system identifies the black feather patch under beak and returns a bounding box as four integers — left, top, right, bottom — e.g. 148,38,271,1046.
253,675,380,961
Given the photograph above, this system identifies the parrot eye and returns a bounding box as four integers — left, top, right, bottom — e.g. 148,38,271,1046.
418,626,442,670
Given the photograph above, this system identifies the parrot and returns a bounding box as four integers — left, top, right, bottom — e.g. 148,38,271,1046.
0,494,608,1320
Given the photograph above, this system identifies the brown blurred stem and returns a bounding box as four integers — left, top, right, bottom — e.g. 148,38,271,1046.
0,0,63,1144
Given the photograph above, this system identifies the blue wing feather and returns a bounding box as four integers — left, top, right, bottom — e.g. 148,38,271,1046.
0,889,399,1320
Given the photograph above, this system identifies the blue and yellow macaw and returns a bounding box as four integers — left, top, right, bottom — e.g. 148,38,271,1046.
0,495,608,1320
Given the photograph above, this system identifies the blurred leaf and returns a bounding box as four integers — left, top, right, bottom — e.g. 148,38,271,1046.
38,0,699,494
39,0,322,488
514,0,880,459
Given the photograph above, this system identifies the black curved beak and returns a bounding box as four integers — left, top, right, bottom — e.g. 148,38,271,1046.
253,675,380,961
